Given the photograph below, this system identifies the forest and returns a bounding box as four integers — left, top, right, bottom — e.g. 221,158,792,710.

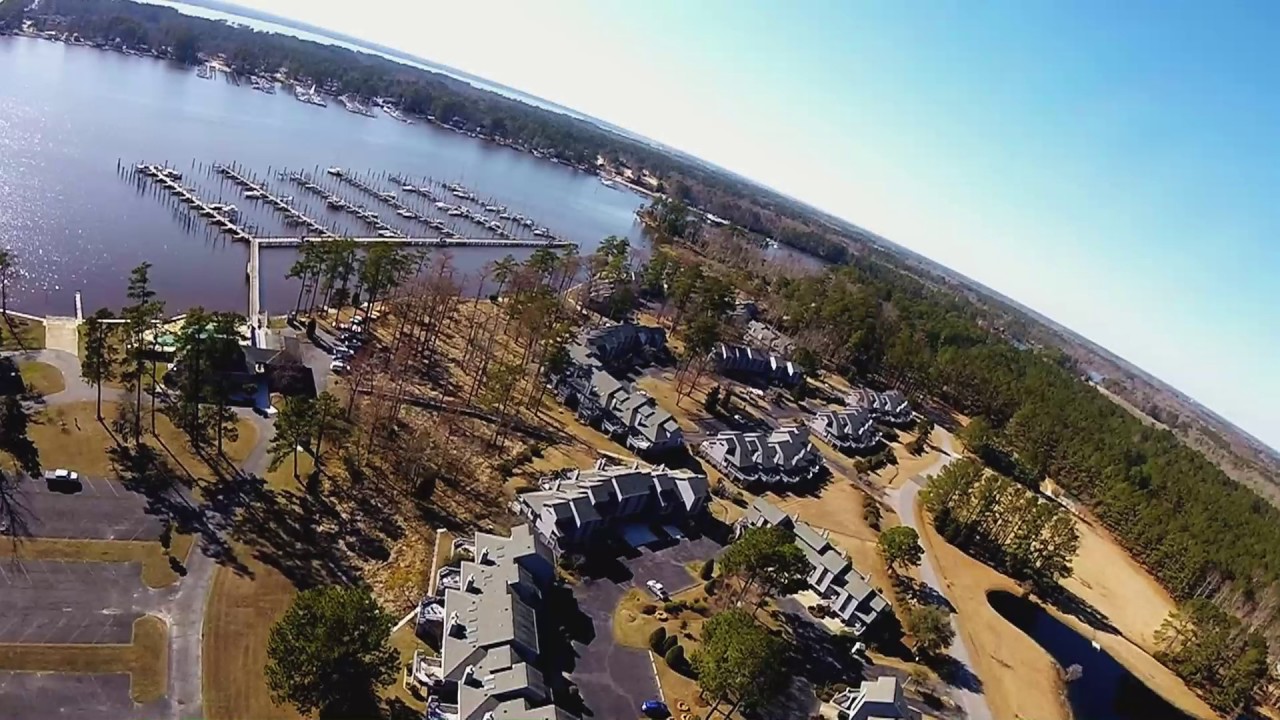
18,0,855,262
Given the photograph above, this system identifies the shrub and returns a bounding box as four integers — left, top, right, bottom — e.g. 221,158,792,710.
704,578,719,596
663,601,684,615
662,635,679,654
690,600,711,617
648,627,667,653
640,604,658,615
664,644,685,669
699,558,715,580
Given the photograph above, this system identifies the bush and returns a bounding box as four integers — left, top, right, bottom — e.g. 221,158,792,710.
664,644,685,669
662,635,679,654
699,558,715,580
640,604,658,616
663,601,684,615
690,600,711,617
648,627,667,653
863,501,883,530
704,578,719,596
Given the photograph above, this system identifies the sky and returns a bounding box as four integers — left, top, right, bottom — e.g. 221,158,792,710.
216,0,1277,449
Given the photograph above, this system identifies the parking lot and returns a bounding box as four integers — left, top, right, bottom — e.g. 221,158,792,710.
12,475,163,541
0,559,150,643
569,536,722,719
0,672,165,720
0,475,174,720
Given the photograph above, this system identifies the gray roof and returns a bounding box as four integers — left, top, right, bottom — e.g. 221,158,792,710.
748,497,792,527
525,465,710,535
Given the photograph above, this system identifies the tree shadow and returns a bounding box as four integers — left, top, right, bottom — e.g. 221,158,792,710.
0,467,34,543
0,396,41,476
924,654,984,695
1039,584,1120,637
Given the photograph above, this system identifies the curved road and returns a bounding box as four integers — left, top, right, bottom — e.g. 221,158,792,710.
886,433,994,720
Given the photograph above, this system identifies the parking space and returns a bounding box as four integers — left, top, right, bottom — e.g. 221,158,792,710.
0,672,162,720
0,560,147,643
626,536,721,596
569,537,722,718
15,476,163,541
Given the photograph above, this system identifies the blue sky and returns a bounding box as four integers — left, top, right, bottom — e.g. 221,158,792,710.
227,0,1278,449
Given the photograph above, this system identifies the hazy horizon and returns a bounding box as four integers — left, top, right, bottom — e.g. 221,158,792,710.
147,0,1279,451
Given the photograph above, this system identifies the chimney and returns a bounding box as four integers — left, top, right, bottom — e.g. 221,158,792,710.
465,573,476,591
463,664,475,684
478,546,490,563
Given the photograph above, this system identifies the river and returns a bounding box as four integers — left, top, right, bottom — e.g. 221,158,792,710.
0,35,653,316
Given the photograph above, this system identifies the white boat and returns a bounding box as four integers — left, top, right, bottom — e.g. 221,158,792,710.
600,177,615,187
244,190,264,199
326,167,344,177
397,209,416,219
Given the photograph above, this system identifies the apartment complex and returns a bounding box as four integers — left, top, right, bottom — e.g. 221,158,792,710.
698,426,824,486
516,462,710,553
553,323,682,456
417,525,578,720
741,498,889,635
709,343,804,388
845,388,914,425
809,407,880,452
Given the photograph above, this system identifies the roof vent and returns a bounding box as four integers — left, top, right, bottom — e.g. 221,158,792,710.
465,574,476,591
463,664,476,684
478,546,490,563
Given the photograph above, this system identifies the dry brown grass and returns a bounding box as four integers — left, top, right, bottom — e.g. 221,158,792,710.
203,545,302,720
1061,513,1177,651
28,401,256,480
0,614,168,703
916,505,1218,720
0,534,194,589
613,587,721,718
385,623,430,714
0,316,45,350
18,360,65,396
263,451,311,494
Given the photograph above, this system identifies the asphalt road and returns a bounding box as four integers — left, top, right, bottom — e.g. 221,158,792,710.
887,435,994,720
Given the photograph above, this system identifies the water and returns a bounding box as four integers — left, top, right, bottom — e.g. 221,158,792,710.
986,591,1194,720
0,36,652,316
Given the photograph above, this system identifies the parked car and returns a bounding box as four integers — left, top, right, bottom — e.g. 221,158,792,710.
645,580,668,600
333,345,355,359
640,700,670,718
330,359,350,374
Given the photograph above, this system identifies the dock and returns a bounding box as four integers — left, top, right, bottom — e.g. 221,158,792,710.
285,171,404,238
254,236,575,249
137,164,253,242
214,163,338,239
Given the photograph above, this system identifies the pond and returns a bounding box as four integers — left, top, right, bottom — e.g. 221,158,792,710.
986,590,1194,720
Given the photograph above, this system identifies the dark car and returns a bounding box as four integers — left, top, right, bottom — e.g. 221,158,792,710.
641,700,670,718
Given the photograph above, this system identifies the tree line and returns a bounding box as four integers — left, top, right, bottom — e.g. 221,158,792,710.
27,0,861,263
920,458,1080,591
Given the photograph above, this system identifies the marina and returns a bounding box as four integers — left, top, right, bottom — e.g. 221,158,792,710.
0,35,656,316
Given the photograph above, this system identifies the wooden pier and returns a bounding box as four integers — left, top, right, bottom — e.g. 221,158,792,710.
254,236,575,249
138,164,253,242
214,163,338,239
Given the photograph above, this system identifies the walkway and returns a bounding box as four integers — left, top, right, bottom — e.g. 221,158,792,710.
43,317,80,355
886,433,994,720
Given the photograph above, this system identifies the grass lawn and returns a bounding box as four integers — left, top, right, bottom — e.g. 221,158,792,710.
0,316,46,351
263,450,313,494
613,587,719,718
384,623,430,714
18,360,65,396
203,544,302,720
0,614,168,703
0,534,195,589
30,401,256,480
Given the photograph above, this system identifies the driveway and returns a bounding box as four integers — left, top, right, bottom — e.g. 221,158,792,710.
569,537,722,718
886,434,994,720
